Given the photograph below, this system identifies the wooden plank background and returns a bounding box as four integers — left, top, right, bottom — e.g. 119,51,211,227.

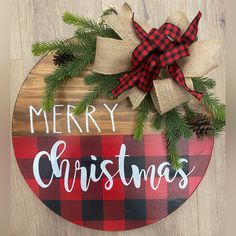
11,0,225,235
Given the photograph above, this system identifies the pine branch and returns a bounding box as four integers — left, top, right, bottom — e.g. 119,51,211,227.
133,96,151,140
32,38,96,57
212,118,226,136
152,108,193,169
74,73,121,115
75,30,96,42
43,57,93,111
63,12,111,36
152,112,163,131
75,24,119,39
192,77,226,133
63,11,120,39
183,103,198,120
162,108,193,169
163,109,193,139
84,73,104,85
100,7,117,18
73,89,100,115
203,93,225,121
192,77,216,92
63,12,98,28
32,40,71,56
165,134,183,170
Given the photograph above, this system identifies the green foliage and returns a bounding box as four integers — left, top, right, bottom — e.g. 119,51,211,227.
165,134,183,170
183,103,197,120
192,77,226,135
63,12,98,28
43,57,93,111
212,118,226,136
84,73,104,85
100,7,117,18
32,40,76,56
192,76,225,121
163,109,193,140
203,93,225,121
73,89,100,115
161,109,193,169
152,112,164,131
73,73,120,115
152,108,193,169
133,95,151,140
63,11,120,39
32,39,96,57
192,77,216,92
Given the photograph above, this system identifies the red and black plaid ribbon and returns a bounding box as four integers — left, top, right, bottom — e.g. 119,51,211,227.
112,12,203,100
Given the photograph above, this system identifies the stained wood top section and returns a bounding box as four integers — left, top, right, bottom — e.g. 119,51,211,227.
12,55,157,136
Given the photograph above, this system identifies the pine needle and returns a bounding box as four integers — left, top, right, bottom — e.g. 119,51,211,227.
152,112,163,131
133,96,150,140
42,57,94,111
192,77,216,92
73,89,100,115
74,73,121,115
203,93,225,121
162,108,193,169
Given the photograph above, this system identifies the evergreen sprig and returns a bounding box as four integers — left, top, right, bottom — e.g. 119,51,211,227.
192,77,216,92
152,108,193,169
212,119,226,136
43,57,93,111
192,76,225,125
73,73,120,115
152,112,163,131
84,73,105,85
32,40,77,56
100,7,117,18
133,96,151,140
164,109,192,169
203,93,225,121
63,12,100,29
183,103,197,120
32,38,96,57
63,11,119,39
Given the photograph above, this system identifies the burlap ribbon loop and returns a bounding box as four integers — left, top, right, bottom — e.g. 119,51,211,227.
93,3,222,114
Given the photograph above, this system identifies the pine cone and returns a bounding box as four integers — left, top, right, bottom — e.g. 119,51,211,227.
190,113,213,139
53,52,75,66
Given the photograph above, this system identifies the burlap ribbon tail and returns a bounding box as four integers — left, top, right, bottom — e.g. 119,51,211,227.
93,3,222,114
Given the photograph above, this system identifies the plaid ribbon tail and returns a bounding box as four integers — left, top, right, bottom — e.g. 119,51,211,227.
182,11,202,45
168,63,203,100
112,72,139,98
132,15,148,41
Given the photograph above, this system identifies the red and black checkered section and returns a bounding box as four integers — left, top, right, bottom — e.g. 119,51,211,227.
12,134,213,231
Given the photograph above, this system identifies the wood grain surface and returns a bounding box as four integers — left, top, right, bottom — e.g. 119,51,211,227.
11,0,225,235
12,55,157,136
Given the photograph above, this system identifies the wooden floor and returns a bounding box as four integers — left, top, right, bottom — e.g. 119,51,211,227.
11,0,225,235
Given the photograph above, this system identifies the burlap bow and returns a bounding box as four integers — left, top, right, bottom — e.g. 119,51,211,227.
93,3,222,114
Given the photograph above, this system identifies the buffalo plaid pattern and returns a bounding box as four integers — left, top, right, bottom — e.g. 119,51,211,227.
112,12,203,101
12,134,213,231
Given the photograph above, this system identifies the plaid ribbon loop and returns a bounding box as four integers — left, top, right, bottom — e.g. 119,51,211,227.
112,12,203,101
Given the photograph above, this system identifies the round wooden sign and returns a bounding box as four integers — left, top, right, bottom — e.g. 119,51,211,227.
12,55,214,231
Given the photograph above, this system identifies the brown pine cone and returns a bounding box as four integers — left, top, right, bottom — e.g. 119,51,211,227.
190,113,214,139
53,52,75,66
